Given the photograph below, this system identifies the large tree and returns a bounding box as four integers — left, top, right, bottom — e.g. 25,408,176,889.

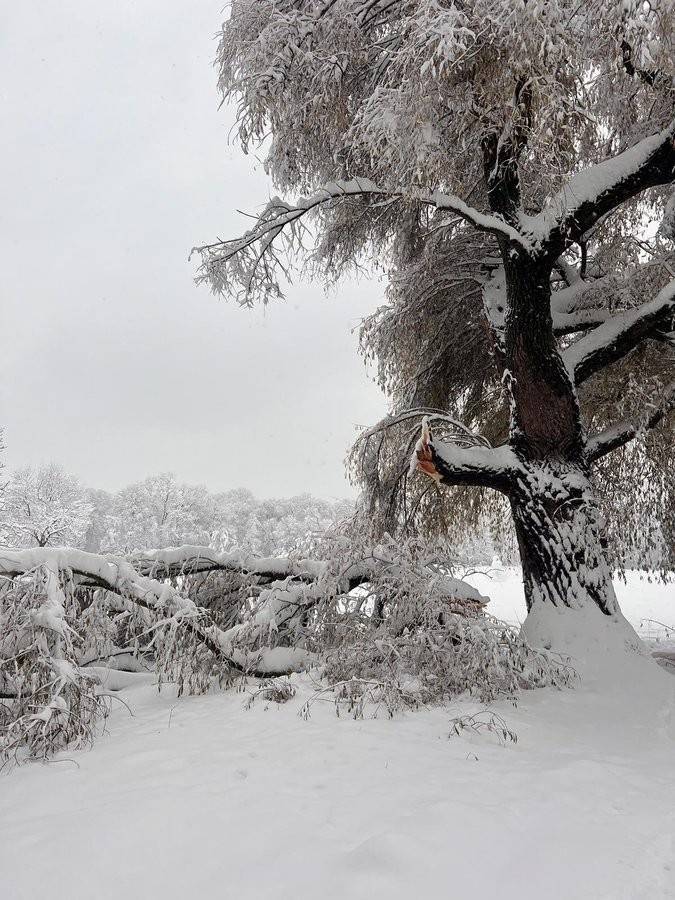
194,0,674,650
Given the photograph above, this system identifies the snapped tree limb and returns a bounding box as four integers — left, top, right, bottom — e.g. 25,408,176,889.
129,544,325,584
0,545,488,681
411,418,520,493
0,548,314,677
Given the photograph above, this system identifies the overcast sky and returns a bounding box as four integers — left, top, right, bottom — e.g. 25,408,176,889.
1,1,387,499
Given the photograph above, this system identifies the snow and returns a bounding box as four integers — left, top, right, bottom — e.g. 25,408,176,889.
132,544,326,580
429,189,530,246
433,440,520,475
273,178,532,248
29,570,67,638
1,569,674,900
469,566,675,642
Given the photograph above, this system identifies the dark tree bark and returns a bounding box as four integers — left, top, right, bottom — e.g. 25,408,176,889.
502,250,584,460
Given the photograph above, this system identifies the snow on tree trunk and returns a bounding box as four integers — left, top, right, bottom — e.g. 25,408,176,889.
508,461,640,653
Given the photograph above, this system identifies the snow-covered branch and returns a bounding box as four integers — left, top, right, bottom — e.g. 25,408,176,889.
550,275,614,334
428,190,528,244
586,380,675,462
0,548,313,677
194,178,530,301
553,309,610,335
564,278,675,385
129,544,325,584
1,543,489,687
412,419,520,493
526,118,675,253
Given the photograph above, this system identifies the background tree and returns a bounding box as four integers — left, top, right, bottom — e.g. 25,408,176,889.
100,473,223,553
1,464,93,549
195,0,675,649
96,475,352,555
234,492,354,555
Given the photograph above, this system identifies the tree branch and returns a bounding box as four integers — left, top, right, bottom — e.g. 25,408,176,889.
553,309,610,336
564,277,675,385
526,118,675,256
194,178,531,301
128,545,325,584
429,190,527,243
0,545,488,680
586,380,675,462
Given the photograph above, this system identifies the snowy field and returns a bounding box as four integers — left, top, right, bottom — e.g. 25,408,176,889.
1,570,674,900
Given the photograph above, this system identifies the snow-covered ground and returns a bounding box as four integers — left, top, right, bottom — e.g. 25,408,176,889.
1,570,674,900
474,567,675,646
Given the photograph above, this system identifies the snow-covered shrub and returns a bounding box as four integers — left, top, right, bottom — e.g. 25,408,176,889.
449,711,518,745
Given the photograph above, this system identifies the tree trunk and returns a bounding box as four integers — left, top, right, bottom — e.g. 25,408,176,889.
429,139,654,655
499,250,637,650
503,250,584,460
510,461,617,614
507,458,641,652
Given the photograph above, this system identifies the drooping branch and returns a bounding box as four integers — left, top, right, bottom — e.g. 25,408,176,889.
527,118,675,256
193,178,531,301
412,419,520,494
586,380,675,462
564,277,675,385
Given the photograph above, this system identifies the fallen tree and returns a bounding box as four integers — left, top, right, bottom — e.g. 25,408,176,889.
0,538,574,762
